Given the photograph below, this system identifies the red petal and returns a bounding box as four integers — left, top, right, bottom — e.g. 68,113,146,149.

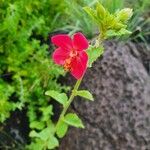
51,34,73,49
52,47,69,65
70,51,88,79
73,32,89,51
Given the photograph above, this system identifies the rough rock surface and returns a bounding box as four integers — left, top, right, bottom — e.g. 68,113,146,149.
59,41,150,150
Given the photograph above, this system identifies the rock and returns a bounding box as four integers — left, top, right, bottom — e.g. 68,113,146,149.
59,41,150,150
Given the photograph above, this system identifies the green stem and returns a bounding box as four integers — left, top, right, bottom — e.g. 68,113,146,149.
55,78,82,131
43,78,83,150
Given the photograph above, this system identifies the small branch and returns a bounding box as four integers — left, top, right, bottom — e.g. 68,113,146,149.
55,78,82,131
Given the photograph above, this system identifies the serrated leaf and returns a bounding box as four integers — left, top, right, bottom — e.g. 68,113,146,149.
56,120,68,138
45,90,68,107
106,28,132,37
76,90,94,101
64,113,84,128
87,46,104,67
47,136,59,149
30,121,45,130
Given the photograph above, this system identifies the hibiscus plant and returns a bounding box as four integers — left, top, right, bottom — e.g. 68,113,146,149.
29,2,133,150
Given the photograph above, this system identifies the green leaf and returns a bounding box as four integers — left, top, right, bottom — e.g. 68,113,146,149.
30,121,45,130
83,2,132,40
64,113,84,128
87,46,104,67
83,7,99,24
26,139,45,150
40,105,53,116
76,90,94,101
38,127,53,141
45,90,68,107
96,2,106,19
56,120,68,138
29,130,58,149
47,136,59,149
29,130,39,138
40,105,53,121
106,28,132,37
29,127,55,141
117,8,133,23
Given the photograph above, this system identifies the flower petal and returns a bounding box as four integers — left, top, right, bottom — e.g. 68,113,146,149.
52,47,69,65
70,51,88,79
51,34,73,49
73,32,89,51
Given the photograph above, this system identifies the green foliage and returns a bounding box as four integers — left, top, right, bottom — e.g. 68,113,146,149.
0,0,136,150
0,0,67,121
84,2,133,39
126,0,150,45
0,0,69,149
0,79,15,122
64,113,84,128
64,0,96,38
87,46,104,67
45,90,68,107
106,28,131,37
99,0,150,44
30,121,45,130
56,120,68,138
117,8,133,23
76,90,94,101
28,126,59,150
100,0,124,13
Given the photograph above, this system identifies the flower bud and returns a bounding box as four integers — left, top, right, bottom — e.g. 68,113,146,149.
117,8,133,22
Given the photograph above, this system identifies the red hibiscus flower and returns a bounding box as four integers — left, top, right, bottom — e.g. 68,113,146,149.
51,32,89,79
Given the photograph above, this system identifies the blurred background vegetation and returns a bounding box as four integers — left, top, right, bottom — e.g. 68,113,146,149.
0,0,149,149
